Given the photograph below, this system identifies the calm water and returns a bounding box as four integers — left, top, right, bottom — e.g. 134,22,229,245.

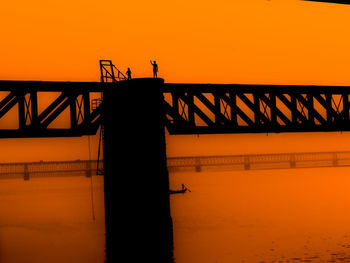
0,176,105,263
3,168,350,263
170,167,350,263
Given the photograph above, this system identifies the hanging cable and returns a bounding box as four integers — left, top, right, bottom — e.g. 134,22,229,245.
88,135,96,221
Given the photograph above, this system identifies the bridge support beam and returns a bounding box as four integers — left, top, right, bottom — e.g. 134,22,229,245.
103,78,173,263
23,163,29,180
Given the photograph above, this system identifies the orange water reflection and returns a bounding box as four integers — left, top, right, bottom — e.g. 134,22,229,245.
0,176,105,263
170,167,350,263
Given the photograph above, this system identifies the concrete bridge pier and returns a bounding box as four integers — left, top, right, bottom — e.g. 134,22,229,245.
103,78,173,263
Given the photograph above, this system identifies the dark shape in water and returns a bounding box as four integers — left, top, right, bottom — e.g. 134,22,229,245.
170,184,190,194
169,188,187,194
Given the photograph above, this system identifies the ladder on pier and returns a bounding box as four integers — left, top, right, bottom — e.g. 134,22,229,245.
99,60,127,83
95,59,127,175
92,98,104,175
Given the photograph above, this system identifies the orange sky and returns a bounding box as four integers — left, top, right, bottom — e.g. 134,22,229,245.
1,0,350,84
1,0,350,161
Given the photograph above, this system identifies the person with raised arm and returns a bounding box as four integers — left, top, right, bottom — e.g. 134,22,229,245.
150,60,158,78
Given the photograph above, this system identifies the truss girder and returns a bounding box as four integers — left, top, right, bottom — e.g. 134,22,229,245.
163,84,350,134
2,80,350,137
0,81,105,138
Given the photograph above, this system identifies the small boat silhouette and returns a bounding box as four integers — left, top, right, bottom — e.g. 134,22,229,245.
169,188,187,194
169,184,190,194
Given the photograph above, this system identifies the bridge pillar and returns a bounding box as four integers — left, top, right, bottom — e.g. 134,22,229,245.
195,157,202,172
102,78,173,263
332,152,338,167
23,163,29,180
290,154,296,168
244,156,250,170
85,161,92,177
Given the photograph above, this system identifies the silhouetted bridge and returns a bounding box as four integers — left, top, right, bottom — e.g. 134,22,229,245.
0,160,100,180
3,78,350,263
163,83,350,134
2,150,349,180
167,151,350,172
0,81,104,138
2,80,350,136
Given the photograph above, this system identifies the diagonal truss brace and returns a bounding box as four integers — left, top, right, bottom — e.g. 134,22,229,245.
163,84,350,134
0,81,105,138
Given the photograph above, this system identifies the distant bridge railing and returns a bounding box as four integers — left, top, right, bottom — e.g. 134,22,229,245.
167,151,350,172
4,151,350,180
0,160,102,180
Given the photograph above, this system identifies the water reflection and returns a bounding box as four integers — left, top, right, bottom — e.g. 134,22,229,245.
170,167,350,263
0,176,106,263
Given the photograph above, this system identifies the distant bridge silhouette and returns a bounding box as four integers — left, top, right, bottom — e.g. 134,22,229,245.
4,150,350,180
167,150,350,172
0,160,100,180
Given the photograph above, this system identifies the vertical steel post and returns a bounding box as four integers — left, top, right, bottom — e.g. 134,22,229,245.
343,93,349,121
187,91,195,127
30,91,38,128
270,93,277,126
308,94,314,124
291,94,298,125
83,91,91,123
214,93,221,126
70,93,77,130
326,93,332,124
254,94,260,126
18,91,26,130
230,92,237,126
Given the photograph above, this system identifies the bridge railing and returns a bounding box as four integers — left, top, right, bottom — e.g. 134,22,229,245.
3,152,350,180
167,151,350,172
0,160,103,180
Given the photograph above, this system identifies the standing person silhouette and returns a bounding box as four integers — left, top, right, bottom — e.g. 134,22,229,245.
126,68,132,80
150,60,158,78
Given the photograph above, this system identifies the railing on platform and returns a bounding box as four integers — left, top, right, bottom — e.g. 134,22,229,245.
167,151,350,172
99,60,127,83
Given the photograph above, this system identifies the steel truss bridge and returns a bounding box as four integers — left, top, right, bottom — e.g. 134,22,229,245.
2,71,350,263
0,81,106,138
163,84,350,134
1,81,350,137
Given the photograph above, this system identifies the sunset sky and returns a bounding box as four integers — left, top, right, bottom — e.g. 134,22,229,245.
2,2,350,263
1,0,350,161
1,0,350,84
